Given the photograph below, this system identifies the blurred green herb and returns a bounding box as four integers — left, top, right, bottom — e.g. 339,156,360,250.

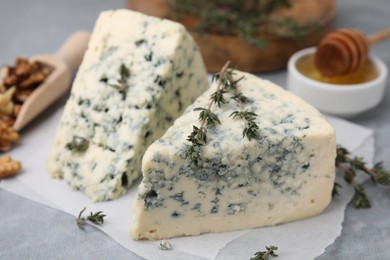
335,145,390,208
76,207,106,229
168,0,317,48
250,245,278,260
332,182,342,198
268,17,322,40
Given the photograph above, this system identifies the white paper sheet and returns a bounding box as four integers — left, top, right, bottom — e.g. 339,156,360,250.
1,105,374,260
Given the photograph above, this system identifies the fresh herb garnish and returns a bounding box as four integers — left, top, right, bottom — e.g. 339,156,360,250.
186,61,259,166
220,71,259,140
194,107,221,125
230,110,259,140
185,61,230,166
335,145,390,208
210,88,228,107
76,207,106,229
65,136,89,153
250,245,278,260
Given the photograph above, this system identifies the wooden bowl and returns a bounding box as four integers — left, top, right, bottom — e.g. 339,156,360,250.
126,0,336,72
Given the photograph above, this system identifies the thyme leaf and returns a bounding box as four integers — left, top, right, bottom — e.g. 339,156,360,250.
185,144,202,166
187,126,207,146
332,182,342,197
243,120,260,141
76,207,106,229
232,92,249,103
194,107,221,125
210,89,228,107
353,184,371,208
230,110,259,140
250,245,278,260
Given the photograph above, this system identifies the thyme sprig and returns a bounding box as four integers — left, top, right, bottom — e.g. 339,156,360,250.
185,61,259,165
76,207,106,229
227,74,259,140
185,61,231,165
335,145,390,208
250,245,278,260
231,110,259,140
336,163,371,208
212,65,259,140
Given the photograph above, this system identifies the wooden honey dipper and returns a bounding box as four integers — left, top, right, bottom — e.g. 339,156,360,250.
314,28,390,77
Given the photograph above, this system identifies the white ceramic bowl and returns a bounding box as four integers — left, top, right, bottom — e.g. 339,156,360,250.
287,47,388,117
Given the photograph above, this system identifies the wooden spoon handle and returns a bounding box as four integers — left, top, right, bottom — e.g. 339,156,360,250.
55,31,90,73
367,28,390,45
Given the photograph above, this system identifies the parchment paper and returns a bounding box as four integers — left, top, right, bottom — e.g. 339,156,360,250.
1,105,374,260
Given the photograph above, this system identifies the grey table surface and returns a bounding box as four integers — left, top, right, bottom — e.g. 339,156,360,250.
1,0,390,259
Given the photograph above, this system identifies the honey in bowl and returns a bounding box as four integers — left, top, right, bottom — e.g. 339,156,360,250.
296,54,378,85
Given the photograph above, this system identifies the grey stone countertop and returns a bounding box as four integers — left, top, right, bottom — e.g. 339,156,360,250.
1,0,389,259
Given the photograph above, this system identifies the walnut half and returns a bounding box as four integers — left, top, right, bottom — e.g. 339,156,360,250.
0,120,20,152
0,155,22,179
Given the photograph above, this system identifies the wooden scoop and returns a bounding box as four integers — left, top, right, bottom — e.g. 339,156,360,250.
314,28,390,77
12,31,90,131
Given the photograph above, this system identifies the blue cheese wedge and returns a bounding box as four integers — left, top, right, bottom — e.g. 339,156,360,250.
47,10,208,201
131,71,336,240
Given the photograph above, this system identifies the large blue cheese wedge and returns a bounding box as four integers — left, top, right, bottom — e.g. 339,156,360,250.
47,10,209,201
131,71,336,240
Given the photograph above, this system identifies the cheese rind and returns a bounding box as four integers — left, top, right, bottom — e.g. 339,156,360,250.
131,71,336,240
47,10,208,201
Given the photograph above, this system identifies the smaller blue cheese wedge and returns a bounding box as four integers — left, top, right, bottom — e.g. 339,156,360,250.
131,70,336,240
47,10,209,201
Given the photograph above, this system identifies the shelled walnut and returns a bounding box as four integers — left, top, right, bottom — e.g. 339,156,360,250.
0,155,22,179
0,57,52,114
0,119,20,152
0,57,52,152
